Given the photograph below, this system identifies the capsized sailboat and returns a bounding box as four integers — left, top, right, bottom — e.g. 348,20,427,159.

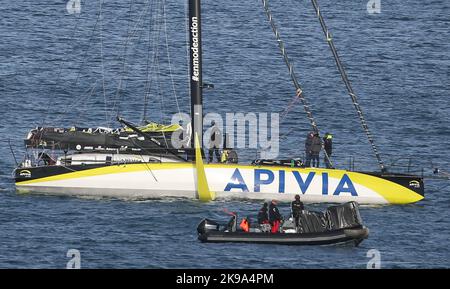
14,0,424,205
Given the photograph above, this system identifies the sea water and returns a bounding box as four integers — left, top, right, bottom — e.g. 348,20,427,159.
0,0,449,268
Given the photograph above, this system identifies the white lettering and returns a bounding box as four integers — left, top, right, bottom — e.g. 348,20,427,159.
191,17,200,81
66,0,81,14
367,0,381,14
66,249,81,269
366,249,381,269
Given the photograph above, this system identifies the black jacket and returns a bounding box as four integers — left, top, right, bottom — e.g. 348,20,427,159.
323,137,332,155
305,135,313,152
209,125,222,148
257,206,268,224
311,135,322,154
268,203,282,222
291,200,304,216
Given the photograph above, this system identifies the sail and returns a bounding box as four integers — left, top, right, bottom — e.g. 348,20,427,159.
123,122,181,133
25,124,182,152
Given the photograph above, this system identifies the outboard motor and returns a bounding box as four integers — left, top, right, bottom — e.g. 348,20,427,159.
197,219,220,235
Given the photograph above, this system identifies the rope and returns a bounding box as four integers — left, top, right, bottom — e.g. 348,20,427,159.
111,0,135,119
310,0,385,171
99,0,108,124
73,6,102,87
261,0,317,129
143,0,163,123
261,0,332,167
112,0,152,121
142,0,156,123
75,81,97,124
162,0,181,117
39,0,86,127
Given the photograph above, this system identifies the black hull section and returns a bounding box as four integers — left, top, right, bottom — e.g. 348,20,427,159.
199,227,369,246
15,164,104,183
365,171,424,197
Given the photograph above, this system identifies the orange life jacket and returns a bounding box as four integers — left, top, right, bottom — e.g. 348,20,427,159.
239,218,249,232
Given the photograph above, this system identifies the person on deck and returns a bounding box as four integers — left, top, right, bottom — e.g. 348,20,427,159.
208,121,222,163
291,194,304,229
305,132,314,167
323,132,333,168
268,200,283,233
257,202,269,224
220,148,238,164
227,149,238,163
311,132,322,167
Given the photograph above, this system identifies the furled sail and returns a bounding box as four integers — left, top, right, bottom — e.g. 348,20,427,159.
25,122,183,153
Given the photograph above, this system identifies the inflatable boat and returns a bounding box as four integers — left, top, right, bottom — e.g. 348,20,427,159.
197,202,369,246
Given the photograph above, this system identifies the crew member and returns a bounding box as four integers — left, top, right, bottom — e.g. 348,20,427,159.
305,131,314,167
220,149,229,163
323,132,333,168
257,202,269,224
311,132,322,167
291,194,304,228
220,148,238,164
227,149,238,163
208,121,222,163
268,200,283,233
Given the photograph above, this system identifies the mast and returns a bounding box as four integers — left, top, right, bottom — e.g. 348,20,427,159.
261,0,333,167
310,0,385,172
189,0,203,149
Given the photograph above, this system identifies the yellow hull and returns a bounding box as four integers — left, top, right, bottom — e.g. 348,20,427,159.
15,163,424,205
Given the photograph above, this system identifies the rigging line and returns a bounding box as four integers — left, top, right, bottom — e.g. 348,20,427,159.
75,80,98,124
155,1,166,125
33,145,77,173
135,1,156,44
133,0,153,45
261,0,332,167
310,0,385,171
8,139,19,166
155,55,166,124
40,1,85,127
99,0,108,124
145,45,173,153
129,139,158,182
112,0,152,119
51,80,99,125
74,7,102,87
279,94,301,121
142,0,156,123
112,0,135,119
162,0,181,116
152,3,164,123
143,0,163,122
261,0,316,129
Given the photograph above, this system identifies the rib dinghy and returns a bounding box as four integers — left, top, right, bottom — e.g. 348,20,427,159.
197,202,369,246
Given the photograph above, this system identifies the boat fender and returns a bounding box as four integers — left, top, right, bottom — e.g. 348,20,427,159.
344,227,369,239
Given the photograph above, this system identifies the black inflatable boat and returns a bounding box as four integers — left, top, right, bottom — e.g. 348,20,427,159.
197,202,369,246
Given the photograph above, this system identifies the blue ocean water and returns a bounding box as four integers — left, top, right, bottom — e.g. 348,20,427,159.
0,0,449,268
